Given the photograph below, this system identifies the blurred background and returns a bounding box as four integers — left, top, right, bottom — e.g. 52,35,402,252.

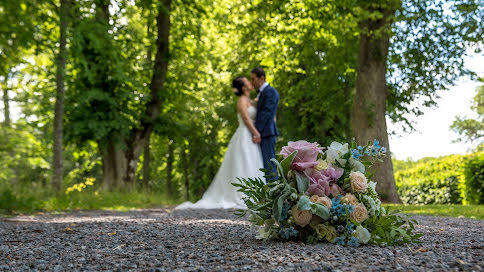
0,0,482,214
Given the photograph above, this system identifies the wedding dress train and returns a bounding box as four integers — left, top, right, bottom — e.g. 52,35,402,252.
176,106,263,209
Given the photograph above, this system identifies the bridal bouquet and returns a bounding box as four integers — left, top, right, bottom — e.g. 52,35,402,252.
233,140,422,246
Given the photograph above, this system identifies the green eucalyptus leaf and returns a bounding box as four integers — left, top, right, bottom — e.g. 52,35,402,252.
295,171,310,193
311,203,330,220
273,191,291,222
297,195,311,210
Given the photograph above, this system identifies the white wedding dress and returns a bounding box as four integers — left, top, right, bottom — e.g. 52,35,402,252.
176,106,264,209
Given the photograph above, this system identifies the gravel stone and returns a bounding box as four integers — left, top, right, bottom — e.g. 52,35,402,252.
0,208,483,271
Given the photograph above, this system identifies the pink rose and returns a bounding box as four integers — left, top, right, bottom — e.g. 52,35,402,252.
305,168,330,197
329,184,343,197
321,164,344,181
280,141,323,171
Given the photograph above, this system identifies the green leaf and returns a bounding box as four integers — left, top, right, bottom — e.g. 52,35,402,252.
271,158,286,182
297,195,311,210
311,203,330,220
273,191,291,222
280,150,298,177
295,172,310,193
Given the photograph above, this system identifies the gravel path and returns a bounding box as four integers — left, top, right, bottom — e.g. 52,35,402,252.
0,208,483,271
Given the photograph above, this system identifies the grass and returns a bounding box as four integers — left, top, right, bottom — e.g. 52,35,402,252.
0,188,183,215
384,204,484,220
2,187,483,220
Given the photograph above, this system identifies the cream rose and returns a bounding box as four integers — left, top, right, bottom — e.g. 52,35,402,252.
341,193,358,205
325,226,337,243
310,195,332,209
314,159,329,171
316,224,337,243
350,171,368,193
291,206,312,227
350,203,369,223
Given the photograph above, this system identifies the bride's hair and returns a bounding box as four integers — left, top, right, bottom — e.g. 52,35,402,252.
232,76,245,96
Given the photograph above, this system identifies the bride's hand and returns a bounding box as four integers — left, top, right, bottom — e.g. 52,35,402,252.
252,132,261,143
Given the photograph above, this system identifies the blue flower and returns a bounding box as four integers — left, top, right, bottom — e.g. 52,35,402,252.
335,236,345,245
279,227,298,240
336,205,346,216
357,146,363,151
370,147,379,156
380,147,387,153
346,223,355,232
346,204,355,213
351,149,362,160
332,195,342,207
373,139,380,149
348,237,360,247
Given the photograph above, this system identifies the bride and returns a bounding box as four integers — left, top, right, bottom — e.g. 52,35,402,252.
176,76,264,209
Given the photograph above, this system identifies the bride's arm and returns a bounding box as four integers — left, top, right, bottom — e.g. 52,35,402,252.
237,98,261,138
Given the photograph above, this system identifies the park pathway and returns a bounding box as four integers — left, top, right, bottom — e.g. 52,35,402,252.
0,208,483,271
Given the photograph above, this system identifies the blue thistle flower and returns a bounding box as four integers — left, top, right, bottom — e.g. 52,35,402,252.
335,236,345,246
279,227,298,240
348,237,359,247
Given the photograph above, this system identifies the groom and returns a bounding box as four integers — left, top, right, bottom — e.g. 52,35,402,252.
251,67,280,178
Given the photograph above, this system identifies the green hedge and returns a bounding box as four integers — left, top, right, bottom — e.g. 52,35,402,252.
461,152,484,204
394,151,484,205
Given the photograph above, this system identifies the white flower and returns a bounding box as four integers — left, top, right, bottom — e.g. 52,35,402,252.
349,157,365,173
329,142,349,155
326,142,349,164
352,226,371,244
369,181,377,191
363,194,381,216
325,149,339,164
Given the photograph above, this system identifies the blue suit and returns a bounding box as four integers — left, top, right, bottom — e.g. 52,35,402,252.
255,84,279,177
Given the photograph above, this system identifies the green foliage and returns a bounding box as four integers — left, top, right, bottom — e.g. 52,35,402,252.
394,150,484,205
451,79,484,144
0,190,178,214
461,151,484,204
387,0,484,131
394,154,465,204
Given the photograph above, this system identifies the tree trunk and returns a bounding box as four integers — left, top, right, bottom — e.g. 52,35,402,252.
142,132,151,188
351,4,401,203
142,14,154,189
52,0,69,192
102,140,127,190
166,139,174,195
123,0,172,184
181,142,189,200
2,74,10,127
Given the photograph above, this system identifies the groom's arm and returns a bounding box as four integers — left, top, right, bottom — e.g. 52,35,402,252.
255,88,278,133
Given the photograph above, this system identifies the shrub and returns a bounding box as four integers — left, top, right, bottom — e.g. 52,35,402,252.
394,154,465,204
461,152,484,204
